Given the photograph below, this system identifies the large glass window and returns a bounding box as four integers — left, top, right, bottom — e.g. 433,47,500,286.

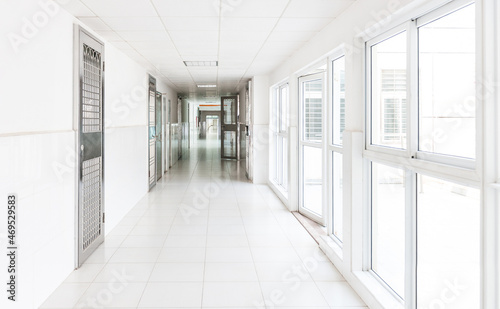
365,3,478,307
330,55,345,244
303,79,323,142
418,4,475,159
371,162,406,299
271,83,289,192
370,31,407,149
303,146,323,216
417,175,480,308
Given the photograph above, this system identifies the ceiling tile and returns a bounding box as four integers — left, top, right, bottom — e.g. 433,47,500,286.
283,0,354,18
95,31,123,42
273,18,333,32
219,41,263,57
267,31,318,42
101,17,164,31
258,41,304,56
110,42,134,50
220,17,278,32
221,0,289,18
60,1,96,17
220,31,270,42
161,17,219,31
129,40,177,51
81,0,158,17
152,0,219,17
79,17,111,31
169,30,218,42
118,31,169,42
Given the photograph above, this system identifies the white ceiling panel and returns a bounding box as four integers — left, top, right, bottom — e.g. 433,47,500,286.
101,17,164,31
267,31,318,42
152,0,219,17
273,18,333,32
81,0,158,17
222,0,289,18
161,17,219,31
79,17,111,31
110,42,134,50
283,0,355,18
61,0,352,101
95,31,123,42
169,30,218,42
220,31,270,42
60,1,96,17
118,31,169,42
129,40,177,51
220,18,278,33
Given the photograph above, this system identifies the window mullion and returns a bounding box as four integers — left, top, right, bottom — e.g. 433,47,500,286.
405,170,417,309
408,20,419,158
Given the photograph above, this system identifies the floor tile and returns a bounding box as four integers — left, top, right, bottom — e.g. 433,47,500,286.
204,263,259,281
139,282,203,307
316,282,366,307
94,263,155,282
205,247,254,263
260,282,329,307
108,248,161,263
149,263,204,282
74,282,146,308
39,283,90,308
202,282,263,307
157,247,206,263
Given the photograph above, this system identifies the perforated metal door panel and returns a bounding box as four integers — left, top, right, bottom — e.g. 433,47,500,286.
78,28,104,267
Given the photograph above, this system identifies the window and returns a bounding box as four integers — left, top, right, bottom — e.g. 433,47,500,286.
418,4,475,159
365,2,478,307
417,175,480,308
370,162,405,299
369,31,407,149
303,79,323,142
271,83,289,192
331,55,345,244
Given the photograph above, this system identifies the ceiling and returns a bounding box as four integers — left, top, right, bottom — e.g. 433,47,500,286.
60,0,355,102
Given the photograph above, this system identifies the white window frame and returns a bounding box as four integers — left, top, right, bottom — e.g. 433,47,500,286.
270,81,289,195
362,1,481,308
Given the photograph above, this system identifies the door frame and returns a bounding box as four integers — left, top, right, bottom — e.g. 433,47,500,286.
75,26,105,267
298,72,327,225
155,91,163,181
220,95,239,160
148,75,157,190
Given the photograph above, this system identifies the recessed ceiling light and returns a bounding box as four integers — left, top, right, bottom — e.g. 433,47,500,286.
184,61,218,67
197,84,217,88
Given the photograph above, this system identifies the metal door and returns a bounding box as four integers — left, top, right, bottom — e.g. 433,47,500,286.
298,72,327,225
155,92,162,180
77,29,105,267
148,76,156,190
221,95,239,159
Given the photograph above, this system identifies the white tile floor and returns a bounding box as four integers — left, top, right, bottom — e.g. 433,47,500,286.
40,138,367,309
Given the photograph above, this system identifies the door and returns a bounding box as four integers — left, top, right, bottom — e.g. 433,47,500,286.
221,95,239,159
155,92,162,180
148,76,156,190
299,73,326,225
77,28,105,266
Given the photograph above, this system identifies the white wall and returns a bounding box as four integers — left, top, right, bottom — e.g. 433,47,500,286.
251,76,270,184
0,1,177,308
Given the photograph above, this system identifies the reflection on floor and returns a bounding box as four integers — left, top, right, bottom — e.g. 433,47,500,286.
40,138,367,309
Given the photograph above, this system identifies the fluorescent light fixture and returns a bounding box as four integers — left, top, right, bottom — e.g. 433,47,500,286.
184,61,218,67
197,84,217,88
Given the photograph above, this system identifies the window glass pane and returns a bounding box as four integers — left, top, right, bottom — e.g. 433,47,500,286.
302,146,323,215
272,88,279,132
371,162,405,299
371,32,407,149
418,4,475,159
281,137,288,190
277,135,283,185
303,79,323,142
333,56,346,145
417,175,479,308
332,152,343,242
280,85,288,132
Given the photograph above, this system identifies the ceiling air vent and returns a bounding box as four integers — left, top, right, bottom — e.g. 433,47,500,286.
184,61,218,67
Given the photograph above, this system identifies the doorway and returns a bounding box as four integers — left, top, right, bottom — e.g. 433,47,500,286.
221,95,239,159
298,72,326,225
77,28,105,267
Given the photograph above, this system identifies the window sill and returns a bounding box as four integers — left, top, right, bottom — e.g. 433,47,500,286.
352,271,404,309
